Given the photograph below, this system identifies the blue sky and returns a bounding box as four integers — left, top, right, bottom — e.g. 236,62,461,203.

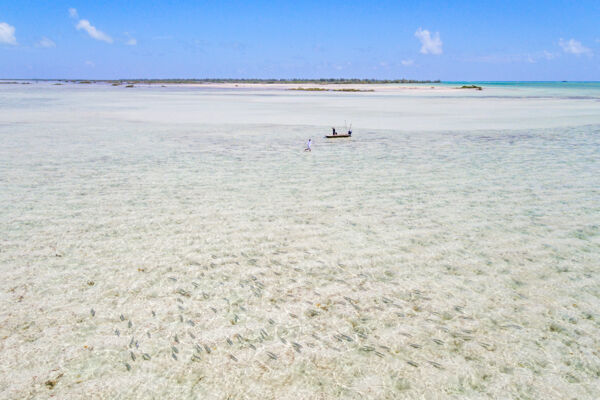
1,0,598,80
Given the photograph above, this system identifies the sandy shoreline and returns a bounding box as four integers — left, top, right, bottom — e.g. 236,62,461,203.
146,82,449,91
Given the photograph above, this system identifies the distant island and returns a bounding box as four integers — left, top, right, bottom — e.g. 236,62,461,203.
49,78,441,85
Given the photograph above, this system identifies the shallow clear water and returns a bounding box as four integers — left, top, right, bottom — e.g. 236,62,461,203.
1,83,599,399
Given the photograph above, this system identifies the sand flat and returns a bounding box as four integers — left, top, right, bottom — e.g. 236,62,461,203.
0,83,599,399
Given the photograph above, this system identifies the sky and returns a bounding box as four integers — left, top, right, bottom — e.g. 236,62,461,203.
1,0,599,80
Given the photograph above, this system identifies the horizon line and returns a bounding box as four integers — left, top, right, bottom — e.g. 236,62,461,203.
2,78,599,83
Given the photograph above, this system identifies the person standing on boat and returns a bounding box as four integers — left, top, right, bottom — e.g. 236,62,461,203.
332,127,337,136
305,138,312,152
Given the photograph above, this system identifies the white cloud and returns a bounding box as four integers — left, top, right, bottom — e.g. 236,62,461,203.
85,60,95,67
76,19,113,43
401,59,414,66
69,8,78,19
37,37,56,48
559,38,592,55
0,22,17,45
125,37,137,45
415,28,442,55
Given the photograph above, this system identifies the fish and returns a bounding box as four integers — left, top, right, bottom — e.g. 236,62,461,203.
147,332,151,338
171,353,178,360
409,343,422,349
204,344,211,354
174,335,179,343
406,360,418,368
120,314,125,321
189,332,196,339
432,339,444,345
128,321,132,329
129,337,134,348
195,344,203,353
268,319,275,325
478,341,494,351
171,346,179,354
187,320,195,327
90,309,95,317
266,351,278,360
125,363,131,371
130,351,136,361
249,343,256,350
142,353,151,360
339,334,353,342
428,361,443,369
191,354,201,362
151,311,156,317
115,329,120,336
280,337,287,344
228,354,238,362
227,338,233,346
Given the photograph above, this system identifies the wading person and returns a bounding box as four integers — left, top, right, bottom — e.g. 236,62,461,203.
305,138,312,151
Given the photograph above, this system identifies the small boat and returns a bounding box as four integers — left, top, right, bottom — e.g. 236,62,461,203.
325,134,351,138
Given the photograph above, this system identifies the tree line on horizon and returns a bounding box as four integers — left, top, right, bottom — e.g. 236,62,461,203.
59,78,441,84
